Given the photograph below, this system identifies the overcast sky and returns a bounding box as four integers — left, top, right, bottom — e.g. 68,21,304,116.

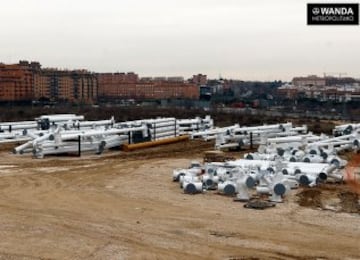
0,0,359,81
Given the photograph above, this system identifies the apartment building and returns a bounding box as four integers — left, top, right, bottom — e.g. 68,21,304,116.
0,61,97,103
0,60,198,103
0,62,34,101
97,72,139,97
292,75,326,87
278,81,360,102
97,73,199,100
33,69,98,103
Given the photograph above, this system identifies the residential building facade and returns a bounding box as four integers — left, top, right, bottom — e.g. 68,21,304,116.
97,73,199,100
0,61,97,103
0,61,34,101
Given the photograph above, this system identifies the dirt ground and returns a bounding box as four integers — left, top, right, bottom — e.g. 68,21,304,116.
0,140,359,260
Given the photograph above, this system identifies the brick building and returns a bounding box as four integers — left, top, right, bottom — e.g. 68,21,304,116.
191,74,207,86
0,60,199,103
34,69,97,103
0,61,97,103
97,73,199,100
0,61,35,102
152,81,198,99
97,72,139,97
292,75,326,87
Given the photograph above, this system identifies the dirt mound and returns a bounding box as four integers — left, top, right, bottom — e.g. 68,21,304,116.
296,189,323,208
338,191,360,213
344,153,360,195
297,185,360,214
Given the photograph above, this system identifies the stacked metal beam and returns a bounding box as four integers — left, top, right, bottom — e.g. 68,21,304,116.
0,114,87,144
177,115,214,135
191,122,307,150
116,117,179,141
115,115,213,142
8,114,215,158
333,123,360,136
13,116,133,158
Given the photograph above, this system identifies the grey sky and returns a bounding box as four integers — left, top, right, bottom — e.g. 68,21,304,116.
1,0,359,81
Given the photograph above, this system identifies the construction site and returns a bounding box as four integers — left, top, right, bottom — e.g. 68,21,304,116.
3,0,360,258
0,110,358,260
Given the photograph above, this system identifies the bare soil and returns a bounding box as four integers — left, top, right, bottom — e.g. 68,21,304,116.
297,185,360,213
0,140,359,260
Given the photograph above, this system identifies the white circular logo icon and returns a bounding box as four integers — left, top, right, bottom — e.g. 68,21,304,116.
312,7,320,15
